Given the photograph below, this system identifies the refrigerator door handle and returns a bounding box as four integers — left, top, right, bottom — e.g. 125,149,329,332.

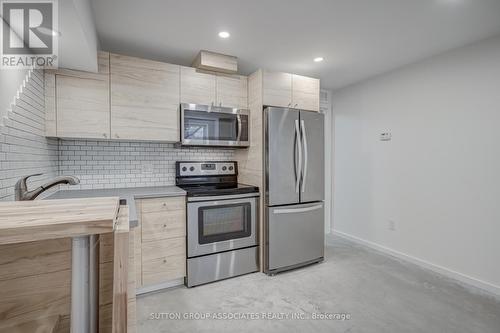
300,119,308,193
295,119,302,193
273,204,323,214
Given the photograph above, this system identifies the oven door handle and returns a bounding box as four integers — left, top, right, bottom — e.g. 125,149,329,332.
236,114,242,142
187,193,260,202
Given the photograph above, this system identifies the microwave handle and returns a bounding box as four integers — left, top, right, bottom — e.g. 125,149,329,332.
236,115,242,142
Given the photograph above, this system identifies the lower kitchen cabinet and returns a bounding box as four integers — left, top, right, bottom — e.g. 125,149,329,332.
141,210,185,242
142,238,186,286
136,196,186,290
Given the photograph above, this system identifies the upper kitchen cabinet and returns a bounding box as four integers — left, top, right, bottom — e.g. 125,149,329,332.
261,70,320,112
52,52,110,139
262,70,292,108
110,54,180,141
216,75,248,109
292,74,320,112
180,67,247,109
180,66,216,106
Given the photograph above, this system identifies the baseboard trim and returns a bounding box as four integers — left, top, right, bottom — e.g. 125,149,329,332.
332,230,500,298
136,278,184,296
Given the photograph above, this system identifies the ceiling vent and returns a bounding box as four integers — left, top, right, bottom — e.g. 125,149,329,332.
192,50,238,74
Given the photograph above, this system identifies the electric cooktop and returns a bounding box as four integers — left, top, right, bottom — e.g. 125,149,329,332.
175,161,259,197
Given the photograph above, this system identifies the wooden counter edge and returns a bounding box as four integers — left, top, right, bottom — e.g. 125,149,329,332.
0,197,121,246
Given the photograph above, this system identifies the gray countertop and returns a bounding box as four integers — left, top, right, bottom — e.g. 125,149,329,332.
45,186,186,228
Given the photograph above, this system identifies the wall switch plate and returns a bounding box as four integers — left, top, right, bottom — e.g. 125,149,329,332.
380,132,392,141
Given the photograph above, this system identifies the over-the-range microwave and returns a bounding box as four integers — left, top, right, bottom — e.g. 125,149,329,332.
180,103,250,148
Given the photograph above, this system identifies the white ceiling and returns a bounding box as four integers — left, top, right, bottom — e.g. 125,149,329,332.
59,0,99,72
90,0,500,90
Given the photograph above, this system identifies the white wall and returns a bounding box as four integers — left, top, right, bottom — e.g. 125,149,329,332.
320,89,334,234
332,35,500,295
58,0,100,72
0,68,29,120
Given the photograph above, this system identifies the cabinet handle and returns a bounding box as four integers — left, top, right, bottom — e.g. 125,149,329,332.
219,101,222,107
163,259,167,263
163,224,167,228
294,103,298,108
163,202,167,207
103,133,107,138
115,134,119,139
287,103,291,107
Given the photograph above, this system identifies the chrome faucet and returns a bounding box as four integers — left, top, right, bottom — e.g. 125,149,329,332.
15,174,80,201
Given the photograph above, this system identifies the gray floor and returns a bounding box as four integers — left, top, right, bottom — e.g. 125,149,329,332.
137,235,500,333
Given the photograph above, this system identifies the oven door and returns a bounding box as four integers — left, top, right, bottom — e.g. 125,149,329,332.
187,194,258,257
181,103,249,147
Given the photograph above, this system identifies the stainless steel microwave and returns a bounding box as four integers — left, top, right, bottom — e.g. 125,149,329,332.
180,103,250,148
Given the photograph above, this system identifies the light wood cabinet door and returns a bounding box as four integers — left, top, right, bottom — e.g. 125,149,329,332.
140,196,185,243
180,66,216,105
139,196,186,287
55,52,110,139
292,74,320,112
216,75,248,109
142,237,186,285
110,54,180,141
141,210,186,242
262,70,292,108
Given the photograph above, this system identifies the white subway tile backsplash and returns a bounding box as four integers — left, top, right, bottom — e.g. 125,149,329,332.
58,140,235,190
0,69,59,201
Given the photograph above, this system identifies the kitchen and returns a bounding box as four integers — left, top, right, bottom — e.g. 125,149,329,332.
1,1,500,333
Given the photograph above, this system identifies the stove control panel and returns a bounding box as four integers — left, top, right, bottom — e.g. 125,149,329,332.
177,161,237,177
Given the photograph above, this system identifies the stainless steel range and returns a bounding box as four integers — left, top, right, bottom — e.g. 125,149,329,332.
176,161,259,287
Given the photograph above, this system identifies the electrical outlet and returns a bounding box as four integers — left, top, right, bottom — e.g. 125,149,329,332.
388,220,396,231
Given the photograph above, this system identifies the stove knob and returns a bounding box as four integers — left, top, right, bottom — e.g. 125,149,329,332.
222,166,227,171
229,166,234,171
189,166,195,172
182,167,187,172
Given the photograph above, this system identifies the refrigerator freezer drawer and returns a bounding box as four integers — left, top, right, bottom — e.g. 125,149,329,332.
267,202,324,272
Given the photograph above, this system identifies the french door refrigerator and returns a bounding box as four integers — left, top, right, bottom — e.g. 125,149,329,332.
264,107,325,274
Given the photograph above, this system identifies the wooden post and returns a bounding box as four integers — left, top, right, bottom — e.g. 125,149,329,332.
112,205,129,333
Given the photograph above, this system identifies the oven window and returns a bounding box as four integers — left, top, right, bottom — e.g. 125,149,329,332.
198,203,251,244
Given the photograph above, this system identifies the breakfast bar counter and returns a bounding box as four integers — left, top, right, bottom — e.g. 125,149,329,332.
0,197,133,333
0,197,120,245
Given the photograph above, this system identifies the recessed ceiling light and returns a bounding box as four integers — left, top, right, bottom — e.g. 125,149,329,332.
218,31,230,39
314,57,324,62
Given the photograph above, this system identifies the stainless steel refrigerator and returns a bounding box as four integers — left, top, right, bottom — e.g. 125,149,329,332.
264,107,325,274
